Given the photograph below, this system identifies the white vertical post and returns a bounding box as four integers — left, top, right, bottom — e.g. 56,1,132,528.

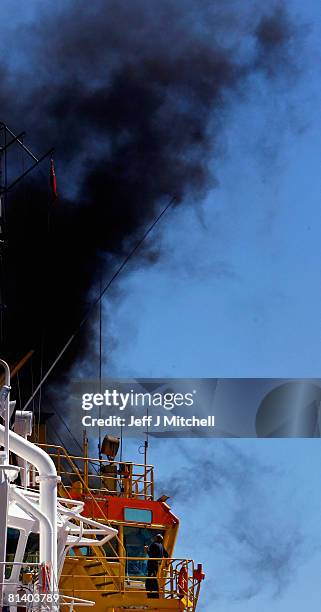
0,454,9,607
0,359,11,607
0,423,58,593
0,359,11,463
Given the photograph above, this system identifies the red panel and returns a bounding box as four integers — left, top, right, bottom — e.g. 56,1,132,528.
80,494,179,526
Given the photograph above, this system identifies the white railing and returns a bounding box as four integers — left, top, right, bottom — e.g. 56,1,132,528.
0,561,94,610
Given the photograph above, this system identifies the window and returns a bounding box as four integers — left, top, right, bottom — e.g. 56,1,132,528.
123,527,164,578
6,528,20,578
23,533,39,564
124,508,152,524
69,546,92,556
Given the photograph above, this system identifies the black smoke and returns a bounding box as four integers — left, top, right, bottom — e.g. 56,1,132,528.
0,1,300,407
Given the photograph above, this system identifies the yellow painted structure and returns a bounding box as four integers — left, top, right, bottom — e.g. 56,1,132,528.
38,440,205,611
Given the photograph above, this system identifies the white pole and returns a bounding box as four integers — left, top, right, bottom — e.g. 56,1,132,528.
0,453,9,607
0,423,58,584
0,359,11,463
0,359,10,607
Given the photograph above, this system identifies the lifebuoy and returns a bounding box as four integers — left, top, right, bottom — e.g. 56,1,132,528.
178,565,188,597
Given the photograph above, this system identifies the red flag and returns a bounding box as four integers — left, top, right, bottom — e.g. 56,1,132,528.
50,158,58,199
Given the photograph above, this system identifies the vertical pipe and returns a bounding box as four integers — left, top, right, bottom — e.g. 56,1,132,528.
0,455,9,607
144,440,147,499
0,359,10,607
0,127,7,347
0,359,10,463
0,424,58,589
98,275,102,462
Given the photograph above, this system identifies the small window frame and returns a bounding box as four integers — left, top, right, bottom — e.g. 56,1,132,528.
124,507,153,524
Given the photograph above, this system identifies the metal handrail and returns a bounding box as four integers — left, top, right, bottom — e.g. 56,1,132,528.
62,556,196,604
32,445,123,560
37,444,155,500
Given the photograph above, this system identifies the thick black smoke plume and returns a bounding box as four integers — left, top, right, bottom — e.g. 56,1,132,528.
0,1,299,405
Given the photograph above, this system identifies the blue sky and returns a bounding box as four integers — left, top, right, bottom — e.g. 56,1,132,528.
100,1,321,610
118,437,321,611
3,0,321,610
106,12,321,378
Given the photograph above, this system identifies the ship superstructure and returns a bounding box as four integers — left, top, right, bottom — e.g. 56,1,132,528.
0,359,205,611
44,433,205,611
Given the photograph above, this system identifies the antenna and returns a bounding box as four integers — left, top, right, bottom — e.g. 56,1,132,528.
98,274,102,461
138,404,149,496
0,125,8,345
145,405,149,466
0,124,53,193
